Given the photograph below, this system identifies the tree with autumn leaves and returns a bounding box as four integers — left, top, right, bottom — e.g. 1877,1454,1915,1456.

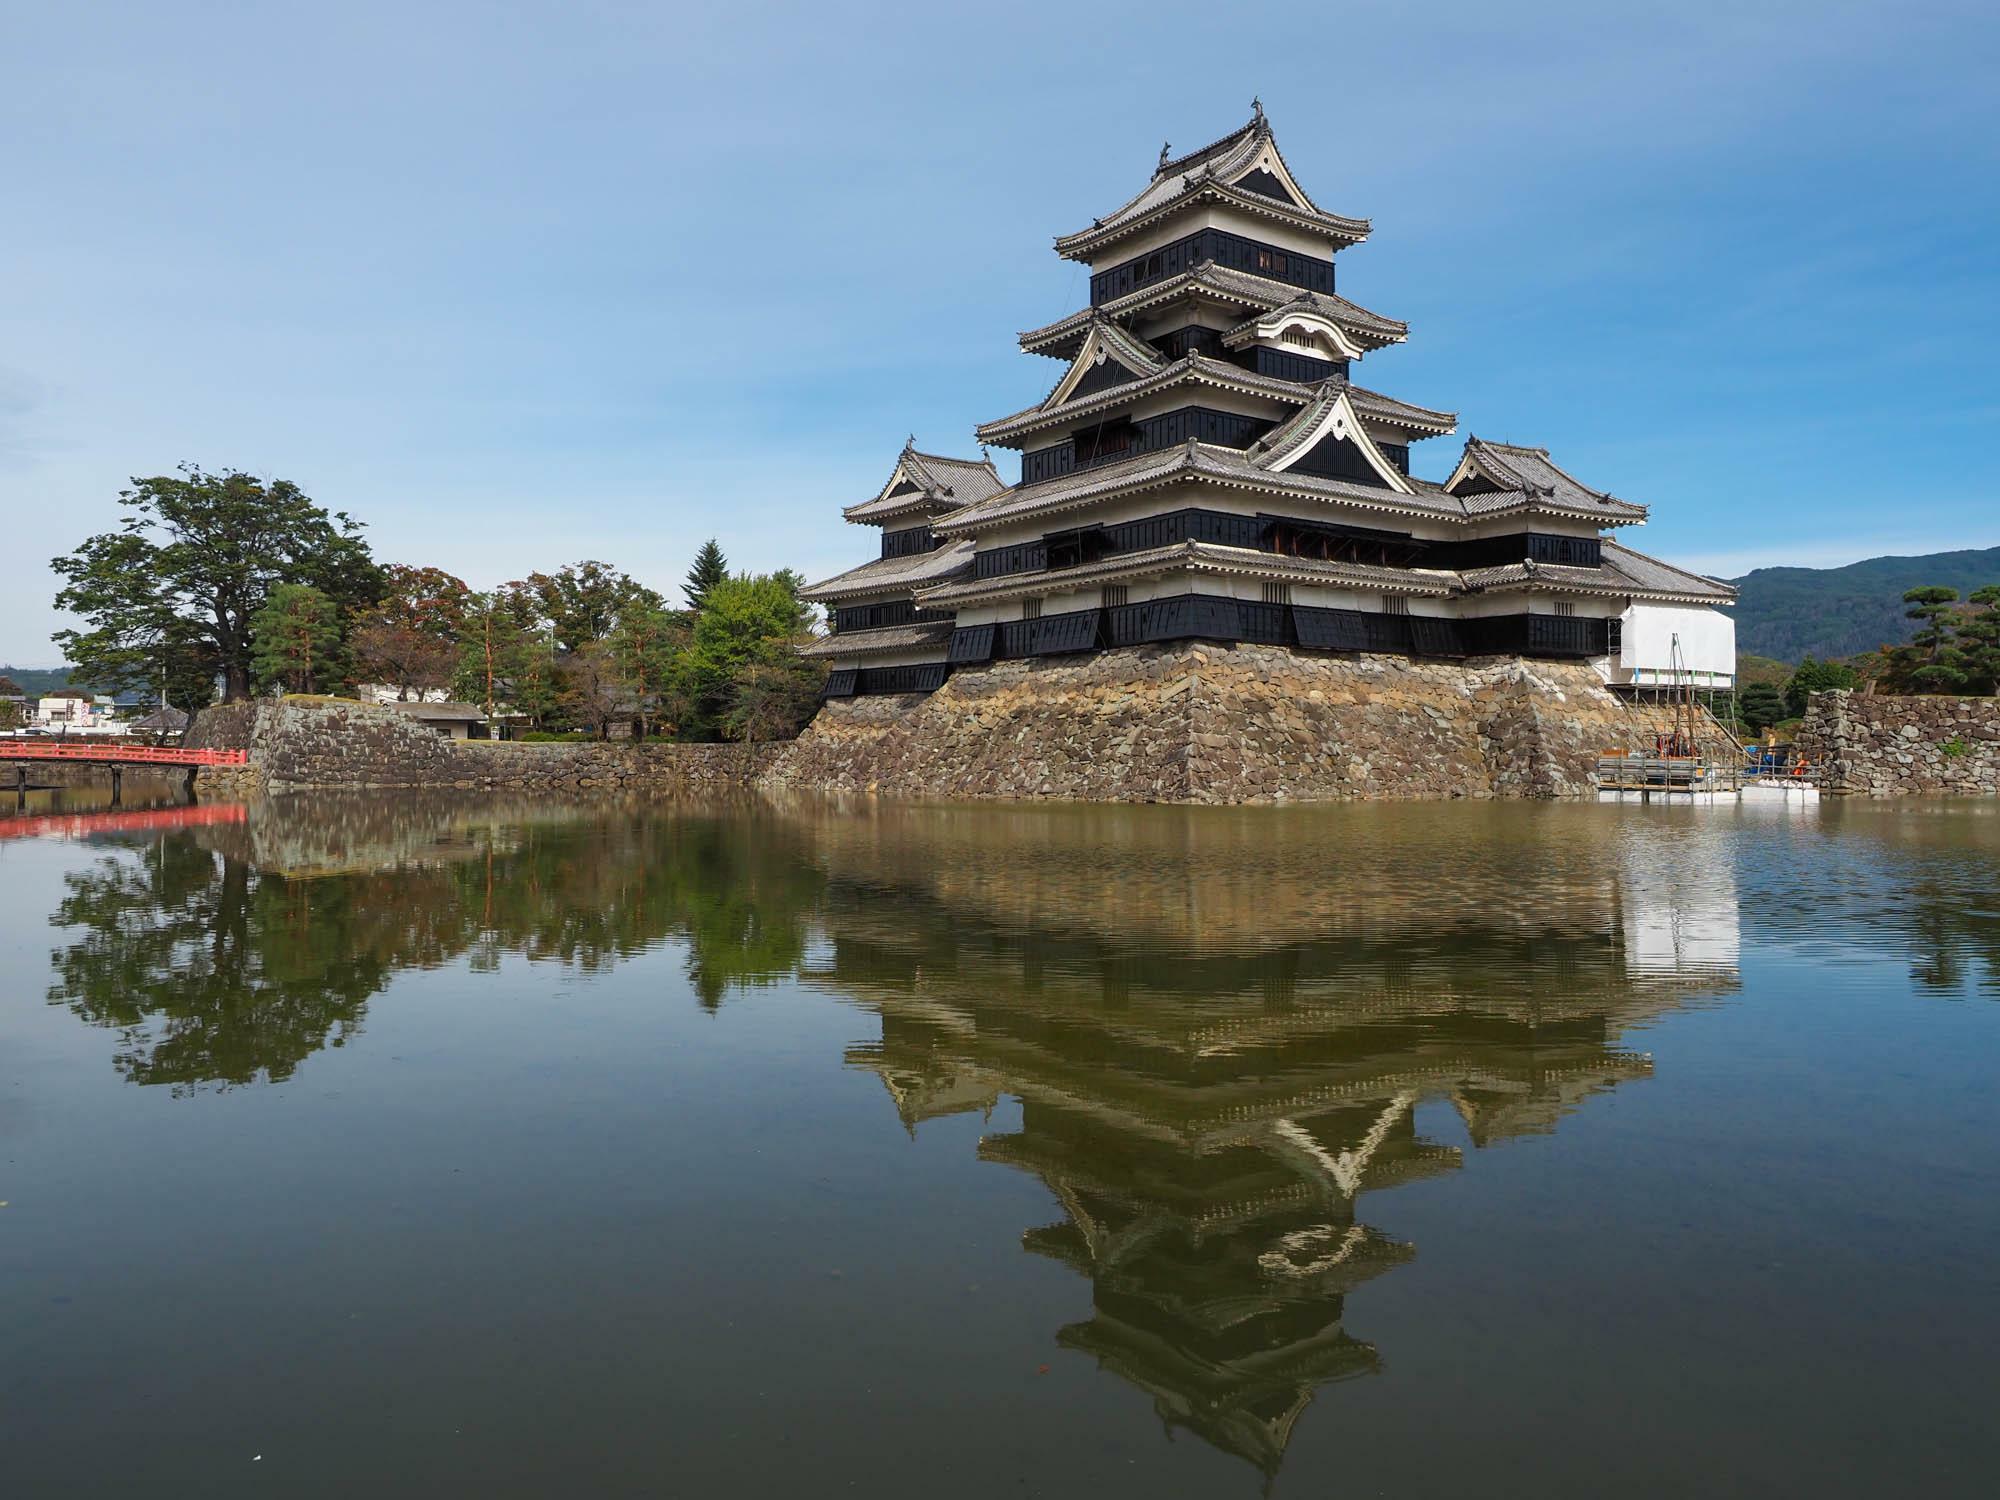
54,470,822,737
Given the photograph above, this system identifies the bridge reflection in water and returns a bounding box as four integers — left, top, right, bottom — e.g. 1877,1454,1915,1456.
26,794,1754,1477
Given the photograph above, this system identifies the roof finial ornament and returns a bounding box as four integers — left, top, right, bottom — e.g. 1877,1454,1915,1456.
1252,95,1266,128
905,432,916,450
1158,139,1171,170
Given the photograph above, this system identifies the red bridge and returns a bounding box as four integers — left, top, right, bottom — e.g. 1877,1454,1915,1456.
0,742,247,767
3,740,248,804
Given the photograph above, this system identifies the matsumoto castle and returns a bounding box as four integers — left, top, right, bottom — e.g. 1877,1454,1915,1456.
801,104,1735,702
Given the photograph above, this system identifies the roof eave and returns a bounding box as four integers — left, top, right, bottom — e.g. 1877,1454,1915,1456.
1053,184,1370,262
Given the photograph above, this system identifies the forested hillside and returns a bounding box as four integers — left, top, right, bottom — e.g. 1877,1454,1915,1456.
0,665,73,696
1729,545,2000,662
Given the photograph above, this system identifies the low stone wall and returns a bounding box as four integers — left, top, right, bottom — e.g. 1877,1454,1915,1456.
186,697,780,795
1795,690,2000,796
762,644,1713,803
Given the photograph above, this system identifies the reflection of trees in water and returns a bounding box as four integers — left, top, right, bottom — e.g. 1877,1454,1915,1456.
47,840,387,1092
43,793,1764,1476
1743,805,2000,1000
47,804,825,1090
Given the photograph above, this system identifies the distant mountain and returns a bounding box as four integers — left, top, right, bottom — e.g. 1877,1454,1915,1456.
1729,546,2000,663
0,665,73,697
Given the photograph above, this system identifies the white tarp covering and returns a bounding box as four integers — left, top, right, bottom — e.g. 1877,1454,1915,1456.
1617,604,1736,687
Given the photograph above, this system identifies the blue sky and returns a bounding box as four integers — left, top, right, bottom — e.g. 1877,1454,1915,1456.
2,0,1995,663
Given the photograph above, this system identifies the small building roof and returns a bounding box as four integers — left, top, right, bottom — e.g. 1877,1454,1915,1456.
129,706,191,732
1459,541,1736,604
1054,106,1370,262
387,701,490,721
843,442,1006,526
799,539,977,603
1445,438,1648,524
797,621,954,660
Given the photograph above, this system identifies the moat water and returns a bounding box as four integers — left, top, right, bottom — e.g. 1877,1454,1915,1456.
3,790,1998,1497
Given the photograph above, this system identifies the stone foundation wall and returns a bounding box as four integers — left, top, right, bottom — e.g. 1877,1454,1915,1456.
1795,690,2000,796
185,697,780,795
762,645,1716,803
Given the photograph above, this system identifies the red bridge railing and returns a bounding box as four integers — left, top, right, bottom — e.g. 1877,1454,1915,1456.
0,742,248,766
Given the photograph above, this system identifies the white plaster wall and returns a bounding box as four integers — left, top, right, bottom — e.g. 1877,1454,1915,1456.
1615,605,1736,686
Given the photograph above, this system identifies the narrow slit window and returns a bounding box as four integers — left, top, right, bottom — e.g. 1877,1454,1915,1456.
1022,597,1043,620
1383,595,1409,615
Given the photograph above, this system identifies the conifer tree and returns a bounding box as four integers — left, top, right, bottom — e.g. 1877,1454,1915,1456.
683,539,728,612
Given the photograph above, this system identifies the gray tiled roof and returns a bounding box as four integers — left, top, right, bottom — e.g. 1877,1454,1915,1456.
1449,439,1646,523
797,621,954,659
1220,288,1409,350
917,535,1733,610
799,540,976,602
1018,266,1406,357
1460,542,1735,603
1034,315,1170,405
977,354,1317,446
1348,384,1456,435
936,442,1470,536
915,541,1459,609
843,446,1006,524
1600,541,1737,600
1055,112,1369,259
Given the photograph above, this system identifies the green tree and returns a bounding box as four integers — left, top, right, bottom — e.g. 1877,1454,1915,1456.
1905,586,1960,662
557,640,622,740
610,602,691,738
508,626,563,729
1783,655,1860,718
1959,585,2000,695
723,636,825,742
683,539,728,612
679,574,812,740
251,584,343,694
454,591,529,718
1735,680,1788,734
524,561,662,654
51,464,378,702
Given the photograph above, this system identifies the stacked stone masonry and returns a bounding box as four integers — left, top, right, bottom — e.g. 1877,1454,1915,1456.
186,697,780,795
1796,690,2000,796
762,644,1716,803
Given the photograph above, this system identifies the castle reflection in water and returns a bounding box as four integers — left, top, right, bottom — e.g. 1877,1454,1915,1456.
31,793,1754,1475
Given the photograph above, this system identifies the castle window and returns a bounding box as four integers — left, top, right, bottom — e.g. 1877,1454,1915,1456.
1554,601,1576,617
1263,581,1291,605
1103,584,1129,608
1022,597,1043,620
1383,595,1408,615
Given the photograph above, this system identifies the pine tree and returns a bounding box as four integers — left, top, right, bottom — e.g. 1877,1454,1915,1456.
250,584,343,695
683,539,728,612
